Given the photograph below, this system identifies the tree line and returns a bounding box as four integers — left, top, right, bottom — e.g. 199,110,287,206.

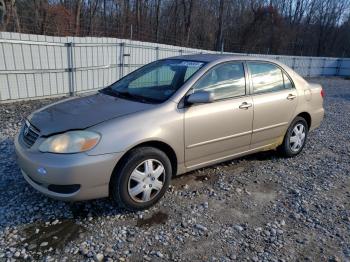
0,0,349,57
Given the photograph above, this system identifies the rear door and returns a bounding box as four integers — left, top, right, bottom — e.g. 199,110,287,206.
247,62,298,148
184,62,253,168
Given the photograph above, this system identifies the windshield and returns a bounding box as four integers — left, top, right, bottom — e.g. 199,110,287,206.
102,59,205,103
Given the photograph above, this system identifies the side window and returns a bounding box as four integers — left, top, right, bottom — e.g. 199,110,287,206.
248,62,285,94
283,72,293,89
193,62,246,100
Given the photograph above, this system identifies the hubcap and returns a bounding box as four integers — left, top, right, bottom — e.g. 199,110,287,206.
127,159,165,203
289,123,306,152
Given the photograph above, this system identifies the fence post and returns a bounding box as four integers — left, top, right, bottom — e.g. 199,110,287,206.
308,57,312,77
292,57,296,70
156,47,160,85
336,59,342,76
322,58,326,76
66,42,75,96
119,42,125,78
156,46,159,60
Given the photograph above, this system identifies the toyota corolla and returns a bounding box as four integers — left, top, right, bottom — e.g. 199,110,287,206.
15,54,324,210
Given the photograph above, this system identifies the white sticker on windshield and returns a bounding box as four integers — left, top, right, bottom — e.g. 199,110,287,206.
179,61,204,67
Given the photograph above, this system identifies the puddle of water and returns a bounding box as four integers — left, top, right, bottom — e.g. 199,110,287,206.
21,219,85,255
136,211,168,227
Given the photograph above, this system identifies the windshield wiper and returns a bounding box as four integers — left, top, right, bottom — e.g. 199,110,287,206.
99,87,117,96
100,87,160,104
117,91,161,104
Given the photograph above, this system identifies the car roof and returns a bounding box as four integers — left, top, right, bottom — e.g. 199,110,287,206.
169,53,278,63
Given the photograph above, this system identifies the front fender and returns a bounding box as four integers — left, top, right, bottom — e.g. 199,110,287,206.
86,102,184,164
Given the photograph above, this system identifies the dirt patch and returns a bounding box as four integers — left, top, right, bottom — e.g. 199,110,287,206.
136,211,169,228
172,170,219,189
246,181,278,204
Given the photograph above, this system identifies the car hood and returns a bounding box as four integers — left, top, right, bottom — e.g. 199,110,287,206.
28,93,154,136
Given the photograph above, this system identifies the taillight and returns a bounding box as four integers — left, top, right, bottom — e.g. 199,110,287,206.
320,89,325,98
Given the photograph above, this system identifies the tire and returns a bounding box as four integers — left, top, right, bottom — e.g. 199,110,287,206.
110,147,172,211
279,116,308,157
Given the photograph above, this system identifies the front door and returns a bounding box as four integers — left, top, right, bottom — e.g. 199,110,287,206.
184,62,253,168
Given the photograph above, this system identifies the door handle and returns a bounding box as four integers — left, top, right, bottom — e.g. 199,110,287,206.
239,102,252,109
287,94,297,100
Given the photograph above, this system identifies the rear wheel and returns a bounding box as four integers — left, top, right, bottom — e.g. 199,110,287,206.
279,116,308,157
110,147,172,211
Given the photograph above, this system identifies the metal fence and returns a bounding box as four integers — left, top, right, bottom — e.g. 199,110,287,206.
0,32,349,102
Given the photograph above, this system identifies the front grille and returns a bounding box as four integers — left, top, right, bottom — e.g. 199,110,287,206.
22,121,40,147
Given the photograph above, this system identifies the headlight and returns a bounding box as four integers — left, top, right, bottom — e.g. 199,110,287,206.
39,131,100,154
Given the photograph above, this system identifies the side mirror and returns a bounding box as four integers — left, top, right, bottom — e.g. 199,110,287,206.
186,91,215,104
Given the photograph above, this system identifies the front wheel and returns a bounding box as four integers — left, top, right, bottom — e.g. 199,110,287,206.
279,116,308,157
110,147,172,211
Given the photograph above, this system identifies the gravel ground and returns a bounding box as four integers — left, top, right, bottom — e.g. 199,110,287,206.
0,77,349,262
